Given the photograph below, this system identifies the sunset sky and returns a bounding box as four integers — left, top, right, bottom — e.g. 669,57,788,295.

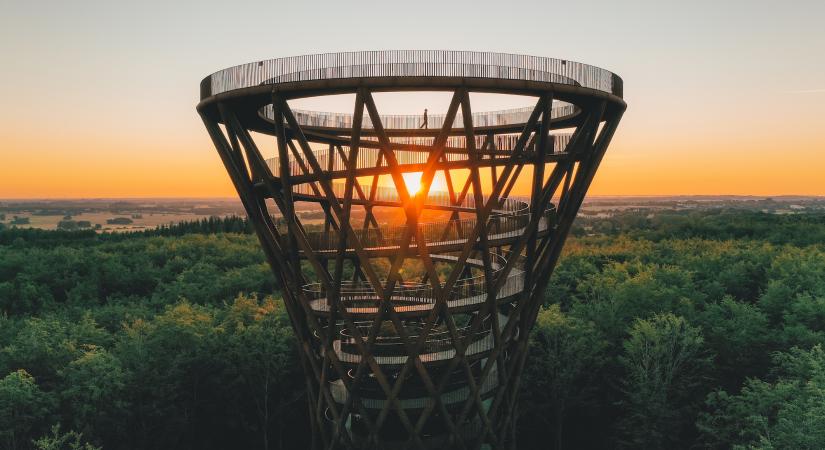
1,0,823,198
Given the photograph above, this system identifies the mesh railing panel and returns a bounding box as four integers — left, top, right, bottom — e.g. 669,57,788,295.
265,133,572,178
201,50,622,99
260,104,578,129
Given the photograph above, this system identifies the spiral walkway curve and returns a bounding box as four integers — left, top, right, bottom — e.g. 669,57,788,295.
198,50,626,449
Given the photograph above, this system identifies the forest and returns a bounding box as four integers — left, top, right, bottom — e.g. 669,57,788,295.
1,209,824,449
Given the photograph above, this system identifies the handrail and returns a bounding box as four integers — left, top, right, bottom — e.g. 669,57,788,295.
293,183,531,211
285,186,553,253
303,253,518,307
200,50,623,99
301,208,550,253
264,133,573,179
260,104,578,130
330,363,499,409
303,239,530,315
305,268,525,314
336,328,495,364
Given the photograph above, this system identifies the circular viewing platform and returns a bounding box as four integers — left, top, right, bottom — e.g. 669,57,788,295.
200,50,623,100
197,50,625,141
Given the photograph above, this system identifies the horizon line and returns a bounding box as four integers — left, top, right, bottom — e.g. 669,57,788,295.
2,194,825,202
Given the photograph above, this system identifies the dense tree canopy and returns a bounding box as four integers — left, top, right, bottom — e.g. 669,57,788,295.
1,210,824,449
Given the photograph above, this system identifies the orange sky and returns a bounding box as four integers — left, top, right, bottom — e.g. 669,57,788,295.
2,88,821,198
1,0,823,198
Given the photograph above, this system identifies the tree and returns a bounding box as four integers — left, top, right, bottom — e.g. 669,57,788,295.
0,315,109,390
113,300,217,449
573,262,702,347
521,305,607,450
698,345,825,449
58,347,129,445
219,294,303,450
618,313,709,449
779,293,825,349
0,370,56,450
32,425,100,450
699,297,770,388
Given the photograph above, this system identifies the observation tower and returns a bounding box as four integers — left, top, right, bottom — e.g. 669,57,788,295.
197,50,625,449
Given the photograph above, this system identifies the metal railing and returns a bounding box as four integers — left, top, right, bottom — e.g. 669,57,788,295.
287,186,553,253
201,50,623,99
302,208,549,253
260,104,577,129
304,252,527,313
265,132,572,180
335,327,495,365
340,321,488,355
329,363,499,409
293,182,530,210
306,268,525,314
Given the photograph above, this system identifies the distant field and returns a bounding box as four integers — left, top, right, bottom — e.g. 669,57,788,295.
2,211,227,232
2,196,822,232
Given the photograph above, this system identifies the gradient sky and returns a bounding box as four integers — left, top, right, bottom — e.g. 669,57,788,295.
1,0,823,198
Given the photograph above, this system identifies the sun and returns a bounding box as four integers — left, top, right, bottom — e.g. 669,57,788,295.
400,172,448,196
402,172,424,194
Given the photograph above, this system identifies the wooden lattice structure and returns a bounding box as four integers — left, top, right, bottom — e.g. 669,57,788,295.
197,51,625,449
